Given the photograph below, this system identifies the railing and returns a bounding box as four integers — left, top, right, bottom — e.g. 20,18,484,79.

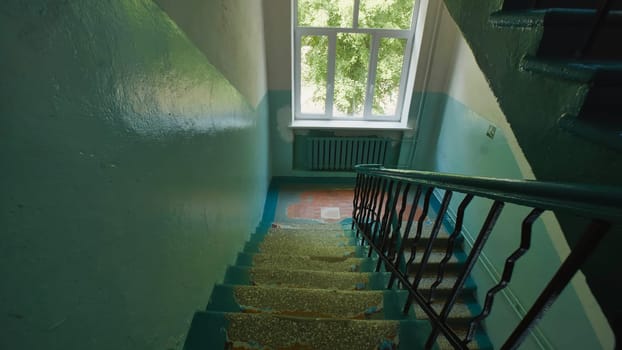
351,164,622,349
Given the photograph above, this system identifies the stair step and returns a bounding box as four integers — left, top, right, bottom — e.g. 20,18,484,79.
236,252,376,272
435,328,494,350
271,222,351,230
412,298,482,327
207,284,481,325
268,224,353,235
521,57,622,84
520,57,622,137
491,9,622,28
235,250,465,275
207,284,407,320
558,115,622,152
490,9,622,59
503,0,622,11
224,266,386,290
183,311,431,350
244,237,365,257
224,266,477,295
250,229,357,245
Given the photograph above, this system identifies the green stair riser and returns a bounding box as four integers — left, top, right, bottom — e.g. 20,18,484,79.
183,311,434,350
235,252,378,273
223,266,478,295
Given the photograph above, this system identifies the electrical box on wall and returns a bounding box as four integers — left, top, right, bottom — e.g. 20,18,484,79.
486,125,496,139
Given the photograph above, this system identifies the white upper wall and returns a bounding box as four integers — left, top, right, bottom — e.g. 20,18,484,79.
155,0,268,107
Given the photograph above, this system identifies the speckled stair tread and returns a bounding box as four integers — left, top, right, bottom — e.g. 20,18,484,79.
270,221,351,231
244,238,364,257
207,284,417,320
434,328,493,350
413,298,482,327
183,311,431,350
267,226,356,237
236,252,377,272
224,265,386,290
224,266,477,293
236,250,464,273
249,230,357,246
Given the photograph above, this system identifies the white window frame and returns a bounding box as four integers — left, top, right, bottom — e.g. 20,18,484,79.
291,0,428,130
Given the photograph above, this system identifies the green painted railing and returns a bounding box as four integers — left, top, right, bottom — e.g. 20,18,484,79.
351,164,622,349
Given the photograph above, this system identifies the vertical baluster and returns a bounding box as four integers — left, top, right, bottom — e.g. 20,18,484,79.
413,190,452,292
403,189,452,314
387,183,412,263
361,176,383,245
388,184,422,289
375,181,402,272
428,194,474,303
354,174,369,237
358,175,375,241
501,219,611,350
425,200,505,350
404,188,434,275
401,187,434,314
368,179,391,257
463,208,544,345
351,173,363,230
358,175,375,239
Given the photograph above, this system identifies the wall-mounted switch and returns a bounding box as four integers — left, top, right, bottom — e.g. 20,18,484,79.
486,125,496,139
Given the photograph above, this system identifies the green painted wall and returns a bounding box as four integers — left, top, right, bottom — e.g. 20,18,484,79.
0,1,269,349
409,5,613,347
415,92,605,349
439,0,622,344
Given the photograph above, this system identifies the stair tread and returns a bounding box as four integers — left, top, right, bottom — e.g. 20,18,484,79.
245,236,363,257
226,265,378,290
521,56,622,83
253,230,355,244
225,266,477,292
239,250,463,273
236,252,374,272
490,8,622,28
208,284,386,319
184,311,431,350
208,284,480,322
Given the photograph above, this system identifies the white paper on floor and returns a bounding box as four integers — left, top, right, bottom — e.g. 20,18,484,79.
320,207,341,219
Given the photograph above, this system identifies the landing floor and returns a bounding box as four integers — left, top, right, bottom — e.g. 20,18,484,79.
273,182,355,225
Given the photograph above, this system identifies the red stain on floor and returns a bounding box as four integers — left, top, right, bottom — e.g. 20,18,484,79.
287,189,354,223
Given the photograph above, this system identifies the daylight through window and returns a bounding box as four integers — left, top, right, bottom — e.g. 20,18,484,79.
293,0,420,125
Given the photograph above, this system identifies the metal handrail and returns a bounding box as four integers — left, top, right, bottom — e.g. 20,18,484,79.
351,164,621,349
355,164,622,221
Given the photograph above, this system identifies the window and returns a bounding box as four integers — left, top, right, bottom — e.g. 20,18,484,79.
292,0,422,128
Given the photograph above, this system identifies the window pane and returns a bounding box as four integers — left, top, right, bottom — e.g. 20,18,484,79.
300,35,328,115
372,38,406,116
333,33,370,117
297,0,354,27
358,0,414,29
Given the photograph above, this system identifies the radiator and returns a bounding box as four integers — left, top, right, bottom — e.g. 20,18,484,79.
305,137,391,171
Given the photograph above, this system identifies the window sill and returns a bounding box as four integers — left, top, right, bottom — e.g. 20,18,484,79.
290,119,411,130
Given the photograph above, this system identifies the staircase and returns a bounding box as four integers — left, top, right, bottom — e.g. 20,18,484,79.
182,220,492,349
491,0,622,149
